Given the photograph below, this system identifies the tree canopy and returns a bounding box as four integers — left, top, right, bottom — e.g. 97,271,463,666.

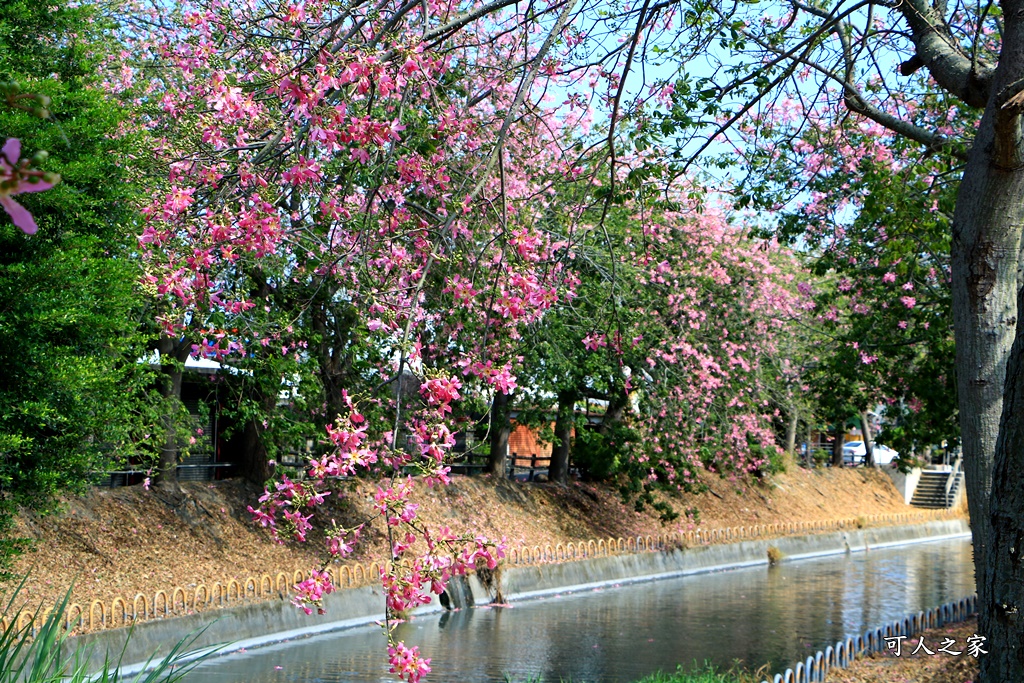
4,0,1012,678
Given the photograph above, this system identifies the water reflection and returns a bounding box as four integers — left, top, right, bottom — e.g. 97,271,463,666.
190,538,974,683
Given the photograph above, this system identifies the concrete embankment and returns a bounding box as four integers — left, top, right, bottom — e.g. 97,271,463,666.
68,518,971,675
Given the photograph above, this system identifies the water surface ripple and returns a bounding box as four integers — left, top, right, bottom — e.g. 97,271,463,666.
190,537,974,682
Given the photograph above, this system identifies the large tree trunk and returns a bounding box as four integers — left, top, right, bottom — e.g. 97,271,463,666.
549,390,576,485
986,283,1024,679
155,336,191,490
860,411,874,467
312,296,359,421
237,387,278,483
831,422,845,468
598,391,628,437
961,24,1024,672
947,31,1024,676
785,410,798,457
485,390,511,476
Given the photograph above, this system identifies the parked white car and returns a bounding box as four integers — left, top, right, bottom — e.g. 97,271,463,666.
843,441,900,466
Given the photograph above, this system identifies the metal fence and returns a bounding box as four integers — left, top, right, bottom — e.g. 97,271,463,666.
762,595,978,683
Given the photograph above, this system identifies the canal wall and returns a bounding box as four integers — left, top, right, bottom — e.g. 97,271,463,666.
66,517,971,675
477,517,969,603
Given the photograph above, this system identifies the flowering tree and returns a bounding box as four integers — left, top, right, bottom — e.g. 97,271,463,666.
510,167,807,508
619,0,1024,676
733,102,961,464
108,0,603,676
620,206,802,492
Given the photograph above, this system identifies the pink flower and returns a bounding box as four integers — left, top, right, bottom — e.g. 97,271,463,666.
0,139,58,235
387,642,431,683
419,376,462,410
582,332,607,351
291,569,335,614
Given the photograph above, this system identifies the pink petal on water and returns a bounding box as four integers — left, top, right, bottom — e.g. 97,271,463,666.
1,196,37,234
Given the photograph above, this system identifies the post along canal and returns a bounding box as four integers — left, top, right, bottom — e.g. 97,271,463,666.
190,537,974,682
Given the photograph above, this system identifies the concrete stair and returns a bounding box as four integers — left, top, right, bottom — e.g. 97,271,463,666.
911,470,963,509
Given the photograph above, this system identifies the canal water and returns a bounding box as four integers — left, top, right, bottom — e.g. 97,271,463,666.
190,537,974,682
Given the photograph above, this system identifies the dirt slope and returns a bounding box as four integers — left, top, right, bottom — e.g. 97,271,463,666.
13,466,924,611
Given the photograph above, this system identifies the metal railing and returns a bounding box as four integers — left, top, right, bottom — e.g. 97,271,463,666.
762,595,978,683
509,452,550,481
98,463,235,487
944,455,963,508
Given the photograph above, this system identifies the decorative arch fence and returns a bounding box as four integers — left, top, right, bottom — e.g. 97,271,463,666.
761,595,977,683
13,508,957,635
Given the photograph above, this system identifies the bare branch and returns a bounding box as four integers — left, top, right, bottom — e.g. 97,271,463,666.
897,0,994,108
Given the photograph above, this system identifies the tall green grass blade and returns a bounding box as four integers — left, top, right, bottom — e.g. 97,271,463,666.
0,581,225,683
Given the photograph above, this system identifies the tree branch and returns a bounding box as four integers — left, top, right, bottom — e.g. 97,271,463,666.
897,0,994,108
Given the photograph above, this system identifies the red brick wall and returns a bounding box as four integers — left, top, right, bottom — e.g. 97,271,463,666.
508,422,552,466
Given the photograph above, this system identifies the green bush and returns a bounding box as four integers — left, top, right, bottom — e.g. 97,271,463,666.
572,423,638,481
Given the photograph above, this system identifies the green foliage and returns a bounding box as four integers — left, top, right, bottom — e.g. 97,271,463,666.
572,422,638,480
757,443,787,475
0,1,156,571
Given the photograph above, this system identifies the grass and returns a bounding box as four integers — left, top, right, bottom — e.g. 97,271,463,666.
0,580,222,683
504,661,764,683
633,663,762,683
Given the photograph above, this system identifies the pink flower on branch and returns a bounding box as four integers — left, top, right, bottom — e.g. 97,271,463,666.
387,641,431,683
292,569,335,615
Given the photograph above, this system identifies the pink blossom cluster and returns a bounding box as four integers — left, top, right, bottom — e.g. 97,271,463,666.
291,569,335,615
610,206,800,487
387,641,431,683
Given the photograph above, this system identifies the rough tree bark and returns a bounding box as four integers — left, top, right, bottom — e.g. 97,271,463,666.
946,23,1024,667
155,335,191,490
485,390,511,476
986,280,1024,679
831,423,845,468
312,292,360,421
949,10,1024,676
785,410,798,458
598,391,628,437
860,411,874,468
549,390,577,485
236,388,278,483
